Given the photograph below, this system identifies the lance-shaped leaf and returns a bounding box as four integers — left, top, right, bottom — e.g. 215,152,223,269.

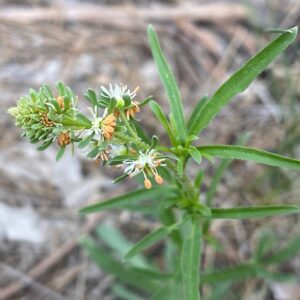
180,217,202,300
189,27,298,136
187,95,209,134
79,186,177,214
209,205,300,219
147,25,187,143
201,263,258,284
124,226,172,261
198,145,300,170
149,100,176,145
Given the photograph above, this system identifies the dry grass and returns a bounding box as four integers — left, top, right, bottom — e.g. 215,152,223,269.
0,0,299,299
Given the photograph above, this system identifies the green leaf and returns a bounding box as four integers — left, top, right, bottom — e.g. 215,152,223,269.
80,236,161,292
132,120,151,144
189,27,298,136
209,205,300,219
159,207,182,247
147,25,187,143
61,114,91,128
84,88,97,107
201,263,258,284
78,133,95,149
87,146,101,159
56,146,65,161
56,81,66,96
42,84,54,98
36,140,52,151
199,145,300,170
149,100,176,145
75,113,93,128
79,186,177,214
125,226,171,261
113,173,129,184
194,170,204,189
150,135,159,149
150,278,183,300
187,95,209,134
205,159,231,207
188,146,202,164
139,95,153,107
180,217,201,300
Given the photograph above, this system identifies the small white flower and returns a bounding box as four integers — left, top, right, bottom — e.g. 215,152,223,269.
85,107,104,140
100,84,138,101
108,144,127,158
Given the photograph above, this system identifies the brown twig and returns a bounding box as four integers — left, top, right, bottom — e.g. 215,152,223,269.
0,3,248,25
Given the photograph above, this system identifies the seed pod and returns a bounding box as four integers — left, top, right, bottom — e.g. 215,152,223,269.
125,101,140,119
57,131,71,147
102,114,117,140
40,113,55,127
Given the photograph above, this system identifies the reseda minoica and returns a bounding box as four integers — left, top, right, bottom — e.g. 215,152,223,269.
8,25,300,300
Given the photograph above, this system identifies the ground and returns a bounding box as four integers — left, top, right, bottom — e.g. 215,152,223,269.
0,0,299,299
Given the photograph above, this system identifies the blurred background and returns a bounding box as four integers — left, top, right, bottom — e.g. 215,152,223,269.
0,0,299,299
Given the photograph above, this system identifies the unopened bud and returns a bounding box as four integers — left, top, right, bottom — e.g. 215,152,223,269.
155,175,163,185
116,98,125,108
144,179,152,189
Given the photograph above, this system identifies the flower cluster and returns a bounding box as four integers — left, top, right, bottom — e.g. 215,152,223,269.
8,83,78,151
8,82,165,189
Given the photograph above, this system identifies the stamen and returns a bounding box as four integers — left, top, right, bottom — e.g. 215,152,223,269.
155,175,164,185
144,179,152,189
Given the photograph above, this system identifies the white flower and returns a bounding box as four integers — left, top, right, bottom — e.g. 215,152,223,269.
100,84,138,101
123,149,165,189
85,107,104,140
108,144,127,158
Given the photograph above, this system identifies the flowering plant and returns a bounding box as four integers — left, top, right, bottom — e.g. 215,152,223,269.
8,25,300,299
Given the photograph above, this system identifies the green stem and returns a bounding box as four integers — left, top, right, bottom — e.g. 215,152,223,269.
120,110,139,139
115,132,149,150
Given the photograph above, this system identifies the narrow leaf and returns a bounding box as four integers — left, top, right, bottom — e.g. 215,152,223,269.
78,133,95,149
79,186,177,214
56,146,65,161
188,146,202,164
209,205,300,219
125,226,171,261
181,217,201,300
149,100,176,145
36,140,52,151
187,95,209,133
148,25,187,142
57,81,66,96
199,145,300,171
201,263,258,284
189,27,298,135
